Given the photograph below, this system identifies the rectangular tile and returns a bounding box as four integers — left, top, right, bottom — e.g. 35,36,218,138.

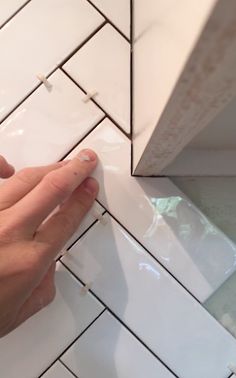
64,201,105,250
42,362,75,378
64,24,130,133
62,214,236,378
0,0,27,26
89,0,130,38
66,118,236,303
0,0,104,122
0,70,104,171
62,311,174,378
0,263,104,378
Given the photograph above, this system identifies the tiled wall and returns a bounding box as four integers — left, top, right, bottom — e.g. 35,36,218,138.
0,1,235,378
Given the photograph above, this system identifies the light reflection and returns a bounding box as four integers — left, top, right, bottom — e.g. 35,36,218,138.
7,129,24,137
139,262,160,279
104,164,119,172
121,228,143,254
0,106,5,114
5,109,26,127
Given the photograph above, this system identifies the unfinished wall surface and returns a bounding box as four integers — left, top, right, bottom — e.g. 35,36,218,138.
133,0,217,173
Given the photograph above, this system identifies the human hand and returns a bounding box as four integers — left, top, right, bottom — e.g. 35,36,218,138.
0,149,99,337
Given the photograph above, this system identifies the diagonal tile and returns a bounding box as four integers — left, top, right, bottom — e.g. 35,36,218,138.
0,0,104,122
0,70,104,171
62,311,174,378
62,214,236,378
64,24,130,134
65,118,236,303
89,0,130,38
64,201,105,250
0,263,104,378
0,0,27,27
41,361,75,378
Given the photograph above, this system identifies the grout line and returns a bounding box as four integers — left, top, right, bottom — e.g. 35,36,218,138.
130,0,134,176
95,200,201,304
59,360,79,378
58,21,106,68
85,0,130,43
60,262,179,378
38,309,106,378
60,68,131,140
0,21,106,128
0,0,32,30
66,210,106,251
58,116,106,161
132,174,167,178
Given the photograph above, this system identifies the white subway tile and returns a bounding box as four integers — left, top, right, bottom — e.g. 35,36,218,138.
0,263,104,378
64,25,130,133
62,311,174,378
66,118,236,302
62,215,236,378
0,70,104,170
0,0,104,121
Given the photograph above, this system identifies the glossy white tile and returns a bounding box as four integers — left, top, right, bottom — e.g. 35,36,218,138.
62,214,236,378
0,263,104,378
64,25,130,134
89,0,130,38
42,361,74,378
62,311,174,378
0,70,104,171
66,118,236,302
64,201,105,250
0,0,104,122
0,0,27,26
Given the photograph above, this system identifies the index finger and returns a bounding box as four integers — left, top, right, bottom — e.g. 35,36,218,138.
8,149,98,236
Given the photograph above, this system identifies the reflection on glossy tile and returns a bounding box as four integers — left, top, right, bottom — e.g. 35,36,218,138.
62,311,174,378
0,0,104,121
0,0,27,26
62,214,236,378
66,118,236,302
89,0,130,38
0,263,104,378
205,271,236,339
64,25,130,134
64,201,105,250
0,70,104,170
42,361,74,378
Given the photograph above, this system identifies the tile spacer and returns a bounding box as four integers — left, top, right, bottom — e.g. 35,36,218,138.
54,248,68,261
82,90,98,103
92,210,107,225
37,73,53,91
228,363,236,375
80,282,92,296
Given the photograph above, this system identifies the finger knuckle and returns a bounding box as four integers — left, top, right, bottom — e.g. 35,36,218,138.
0,218,19,242
44,172,71,199
16,167,37,185
54,212,77,236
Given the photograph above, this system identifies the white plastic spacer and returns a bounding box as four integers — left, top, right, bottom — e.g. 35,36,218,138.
82,91,98,103
54,248,68,261
37,73,52,91
228,363,236,375
92,210,107,225
80,283,92,296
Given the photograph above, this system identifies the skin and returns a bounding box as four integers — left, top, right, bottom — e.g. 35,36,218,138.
0,150,99,338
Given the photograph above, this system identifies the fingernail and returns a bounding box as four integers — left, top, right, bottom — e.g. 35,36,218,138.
77,149,97,162
84,177,99,195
